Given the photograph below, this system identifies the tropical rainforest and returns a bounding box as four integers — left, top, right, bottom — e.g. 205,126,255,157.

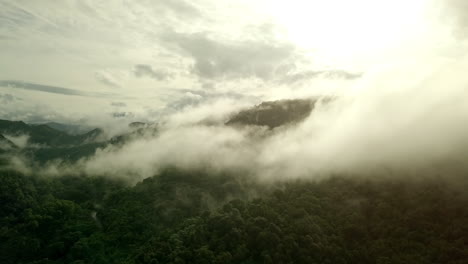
1,169,468,264
1,100,468,264
3,0,468,263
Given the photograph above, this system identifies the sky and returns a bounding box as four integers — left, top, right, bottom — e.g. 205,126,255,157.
2,0,468,181
0,0,467,127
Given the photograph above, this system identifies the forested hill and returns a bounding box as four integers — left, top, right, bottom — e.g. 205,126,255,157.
0,120,104,147
0,99,319,163
0,120,107,163
226,99,317,129
1,101,468,264
1,169,468,264
0,120,147,163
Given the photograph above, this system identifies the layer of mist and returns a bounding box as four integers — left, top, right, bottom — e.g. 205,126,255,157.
3,57,467,184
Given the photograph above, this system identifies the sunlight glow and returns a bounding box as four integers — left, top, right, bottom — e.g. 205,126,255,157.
267,0,429,67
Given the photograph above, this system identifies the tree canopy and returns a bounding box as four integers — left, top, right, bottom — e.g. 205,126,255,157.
1,169,467,264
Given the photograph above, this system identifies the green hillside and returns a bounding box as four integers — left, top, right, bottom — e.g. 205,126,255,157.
1,169,467,264
226,99,316,129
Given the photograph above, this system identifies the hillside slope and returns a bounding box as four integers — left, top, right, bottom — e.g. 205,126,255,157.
226,99,318,128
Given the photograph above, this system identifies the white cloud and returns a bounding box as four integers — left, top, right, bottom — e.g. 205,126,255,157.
2,0,468,183
160,29,299,80
3,134,29,148
73,52,468,181
94,70,123,87
134,64,173,81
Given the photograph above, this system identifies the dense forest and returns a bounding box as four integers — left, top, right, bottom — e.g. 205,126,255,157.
1,168,468,264
1,108,468,263
3,0,468,263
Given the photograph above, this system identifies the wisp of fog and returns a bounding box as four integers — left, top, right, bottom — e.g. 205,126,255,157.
4,0,468,183
71,55,468,182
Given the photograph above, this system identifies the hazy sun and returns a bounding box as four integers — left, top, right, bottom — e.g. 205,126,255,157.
267,0,430,67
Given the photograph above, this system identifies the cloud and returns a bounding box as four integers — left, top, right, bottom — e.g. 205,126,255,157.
158,0,201,18
111,102,127,107
64,55,468,181
201,82,215,90
280,70,363,84
134,64,173,81
2,1,59,29
3,134,29,149
4,0,468,184
0,80,114,97
0,93,20,104
164,98,252,127
160,30,297,80
439,0,468,38
0,35,12,40
0,101,65,124
0,0,311,120
10,55,468,184
95,71,121,87
161,88,258,115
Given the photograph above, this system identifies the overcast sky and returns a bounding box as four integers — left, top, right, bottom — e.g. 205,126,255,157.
0,0,466,126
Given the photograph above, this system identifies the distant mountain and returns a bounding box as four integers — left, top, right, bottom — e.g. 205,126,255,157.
36,122,95,135
0,120,109,163
76,128,106,143
26,141,107,163
0,120,68,146
0,119,160,164
226,98,318,128
0,120,103,147
0,98,324,164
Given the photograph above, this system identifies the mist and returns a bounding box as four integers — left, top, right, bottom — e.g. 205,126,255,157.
2,0,468,185
3,134,29,149
4,2,468,263
2,58,465,184
61,55,466,182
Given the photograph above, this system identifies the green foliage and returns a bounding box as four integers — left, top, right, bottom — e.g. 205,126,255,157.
1,170,468,264
226,99,315,129
0,120,102,147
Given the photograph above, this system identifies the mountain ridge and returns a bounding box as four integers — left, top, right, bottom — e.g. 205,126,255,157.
226,98,320,128
0,98,321,163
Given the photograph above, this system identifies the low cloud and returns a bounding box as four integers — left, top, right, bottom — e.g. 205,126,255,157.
0,93,20,104
161,89,258,115
111,101,127,107
161,30,297,80
280,70,363,84
95,71,121,87
3,0,468,185
0,35,11,40
0,80,113,97
3,134,30,149
439,0,468,38
134,64,173,81
5,55,468,184
74,56,468,181
159,0,201,18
